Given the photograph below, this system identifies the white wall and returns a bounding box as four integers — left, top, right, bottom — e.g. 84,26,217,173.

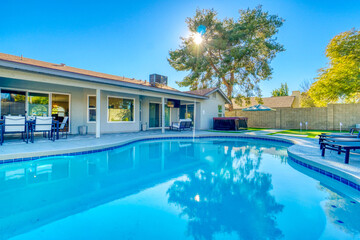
99,90,140,134
198,91,226,130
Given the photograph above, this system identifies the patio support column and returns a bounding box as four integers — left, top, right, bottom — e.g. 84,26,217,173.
193,100,196,138
161,97,165,134
96,88,101,138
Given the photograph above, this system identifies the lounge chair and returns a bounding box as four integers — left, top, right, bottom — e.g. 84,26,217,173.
170,119,192,131
321,128,356,136
318,132,360,147
0,116,28,144
321,141,360,164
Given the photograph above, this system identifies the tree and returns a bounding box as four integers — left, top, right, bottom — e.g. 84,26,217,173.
309,29,360,106
168,6,284,110
271,83,289,96
299,79,316,108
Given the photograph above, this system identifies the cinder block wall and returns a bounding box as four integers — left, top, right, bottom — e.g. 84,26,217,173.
225,103,360,130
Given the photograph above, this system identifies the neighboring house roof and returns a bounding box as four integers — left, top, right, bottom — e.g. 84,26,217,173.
185,87,232,104
230,95,295,109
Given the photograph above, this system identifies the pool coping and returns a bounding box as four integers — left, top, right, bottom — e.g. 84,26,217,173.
1,132,360,194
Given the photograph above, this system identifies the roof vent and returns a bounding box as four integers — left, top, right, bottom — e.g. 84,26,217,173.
149,74,168,86
60,63,66,67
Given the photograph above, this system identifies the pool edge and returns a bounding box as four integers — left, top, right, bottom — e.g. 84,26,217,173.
1,133,359,194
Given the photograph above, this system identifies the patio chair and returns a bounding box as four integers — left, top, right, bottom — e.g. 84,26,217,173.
31,117,54,143
170,119,192,131
323,137,360,144
0,116,28,144
58,116,68,139
321,141,360,164
318,132,360,148
321,128,356,136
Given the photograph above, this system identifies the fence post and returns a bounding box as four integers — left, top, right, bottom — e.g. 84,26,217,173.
327,104,334,130
275,109,281,129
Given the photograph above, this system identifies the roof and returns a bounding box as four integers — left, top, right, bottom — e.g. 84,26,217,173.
185,88,217,96
230,95,295,109
185,87,231,104
0,52,182,92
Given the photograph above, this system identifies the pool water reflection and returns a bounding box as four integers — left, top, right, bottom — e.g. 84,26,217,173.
0,138,359,240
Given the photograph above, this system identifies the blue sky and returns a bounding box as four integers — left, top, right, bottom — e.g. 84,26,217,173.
0,0,359,96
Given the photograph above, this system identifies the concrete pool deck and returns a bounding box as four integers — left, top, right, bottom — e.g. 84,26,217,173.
0,129,360,191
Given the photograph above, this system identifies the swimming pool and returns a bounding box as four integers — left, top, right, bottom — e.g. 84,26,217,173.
1,137,359,239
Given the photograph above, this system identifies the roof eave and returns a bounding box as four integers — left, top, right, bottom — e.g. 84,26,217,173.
0,59,208,100
204,88,231,104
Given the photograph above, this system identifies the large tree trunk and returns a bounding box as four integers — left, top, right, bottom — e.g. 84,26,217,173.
223,80,233,111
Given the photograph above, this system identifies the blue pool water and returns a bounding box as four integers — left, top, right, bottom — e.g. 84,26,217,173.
1,138,360,240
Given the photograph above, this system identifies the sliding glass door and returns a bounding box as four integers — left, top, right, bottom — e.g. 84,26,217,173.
149,103,160,128
51,94,70,126
149,103,170,128
28,92,49,116
179,104,194,125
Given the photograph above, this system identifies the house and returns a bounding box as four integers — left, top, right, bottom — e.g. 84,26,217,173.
227,91,301,110
0,53,230,137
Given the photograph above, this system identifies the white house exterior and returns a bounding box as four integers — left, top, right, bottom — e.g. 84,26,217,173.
0,53,230,137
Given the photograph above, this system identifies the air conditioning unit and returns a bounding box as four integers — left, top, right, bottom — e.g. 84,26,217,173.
149,74,168,86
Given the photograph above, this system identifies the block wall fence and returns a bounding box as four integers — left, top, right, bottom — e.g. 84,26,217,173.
225,103,360,130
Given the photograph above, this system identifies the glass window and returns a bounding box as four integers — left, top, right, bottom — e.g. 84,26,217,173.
180,105,186,119
1,90,26,117
186,104,194,120
218,105,223,117
28,92,49,116
88,96,96,122
108,97,134,122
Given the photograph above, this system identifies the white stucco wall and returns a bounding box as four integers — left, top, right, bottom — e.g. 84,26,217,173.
198,91,227,130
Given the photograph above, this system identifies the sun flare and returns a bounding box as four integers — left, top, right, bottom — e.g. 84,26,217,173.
194,33,203,45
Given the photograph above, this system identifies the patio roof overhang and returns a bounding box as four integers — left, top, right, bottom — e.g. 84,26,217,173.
0,59,208,101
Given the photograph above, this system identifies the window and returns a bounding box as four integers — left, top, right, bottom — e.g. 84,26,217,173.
218,105,223,117
186,104,194,120
1,89,26,117
28,92,49,116
88,96,96,122
108,97,134,122
179,104,194,125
